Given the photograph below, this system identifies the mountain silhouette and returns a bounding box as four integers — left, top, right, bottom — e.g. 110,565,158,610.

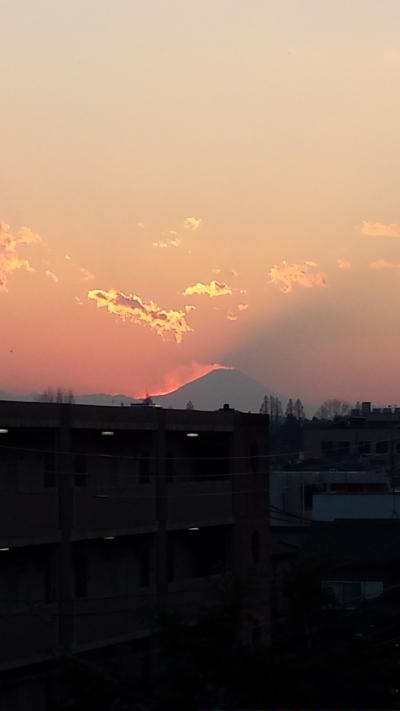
0,370,270,412
152,368,271,412
0,369,290,413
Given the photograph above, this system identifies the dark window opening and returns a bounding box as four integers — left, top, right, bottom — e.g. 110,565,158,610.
139,548,150,587
303,484,315,510
166,451,174,482
376,441,388,454
167,541,174,583
74,454,87,487
249,441,259,473
191,528,228,577
44,553,57,603
359,441,371,454
74,548,87,598
338,441,350,456
139,455,150,484
330,482,348,492
190,433,231,481
321,440,333,455
43,452,56,488
252,621,262,647
348,482,373,493
365,482,387,492
251,530,260,562
342,581,362,605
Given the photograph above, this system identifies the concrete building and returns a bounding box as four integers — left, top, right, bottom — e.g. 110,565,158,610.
270,469,390,527
313,492,400,521
269,468,391,637
304,414,400,472
0,401,269,708
305,520,400,609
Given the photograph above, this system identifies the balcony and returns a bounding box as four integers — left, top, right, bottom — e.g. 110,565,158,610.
167,480,233,527
73,592,154,650
167,575,222,620
74,485,157,538
0,603,58,670
0,493,58,546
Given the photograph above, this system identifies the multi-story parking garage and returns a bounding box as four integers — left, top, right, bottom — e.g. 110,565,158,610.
0,401,269,708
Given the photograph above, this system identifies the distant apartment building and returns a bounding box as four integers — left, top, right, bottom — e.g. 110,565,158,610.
269,467,392,633
304,408,400,472
270,468,390,527
0,401,269,709
292,462,400,613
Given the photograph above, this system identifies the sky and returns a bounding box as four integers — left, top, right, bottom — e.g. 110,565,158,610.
1,0,400,405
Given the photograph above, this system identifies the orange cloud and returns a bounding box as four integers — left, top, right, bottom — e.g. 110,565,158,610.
65,254,95,281
88,288,192,343
0,222,41,292
361,221,400,237
45,270,59,283
184,280,233,297
79,267,95,281
226,302,248,321
17,226,42,244
269,260,327,294
337,258,351,270
370,259,399,270
184,217,202,231
153,231,182,249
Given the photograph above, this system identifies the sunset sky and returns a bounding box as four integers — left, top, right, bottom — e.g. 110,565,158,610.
2,0,400,404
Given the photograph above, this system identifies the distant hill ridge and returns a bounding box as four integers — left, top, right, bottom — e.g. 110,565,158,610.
0,369,272,413
2,369,322,414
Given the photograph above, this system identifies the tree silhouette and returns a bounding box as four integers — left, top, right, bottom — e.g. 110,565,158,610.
39,387,74,403
286,398,294,417
259,395,269,415
270,396,283,423
186,400,194,410
314,399,352,420
294,398,305,420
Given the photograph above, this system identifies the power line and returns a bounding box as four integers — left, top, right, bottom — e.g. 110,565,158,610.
1,436,398,463
1,428,400,463
0,441,274,462
89,484,269,501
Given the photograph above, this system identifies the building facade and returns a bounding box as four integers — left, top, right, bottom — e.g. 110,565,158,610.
269,467,391,639
305,414,400,471
270,468,390,527
0,401,269,706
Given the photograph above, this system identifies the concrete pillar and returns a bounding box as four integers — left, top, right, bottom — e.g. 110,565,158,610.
155,408,168,610
57,403,74,654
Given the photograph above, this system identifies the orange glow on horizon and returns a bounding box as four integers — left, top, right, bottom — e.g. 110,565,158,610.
3,4,400,405
134,362,233,398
